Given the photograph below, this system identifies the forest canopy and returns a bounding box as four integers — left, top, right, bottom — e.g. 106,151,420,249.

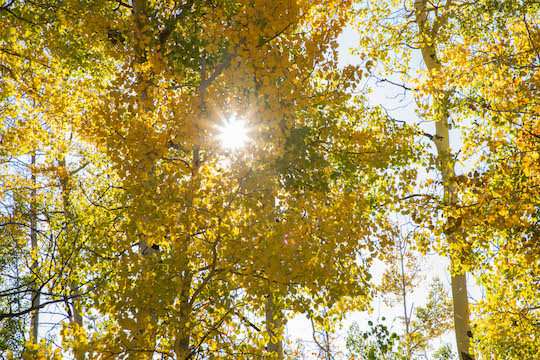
0,0,539,359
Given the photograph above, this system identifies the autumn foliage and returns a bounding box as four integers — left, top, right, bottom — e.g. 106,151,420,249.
1,0,539,359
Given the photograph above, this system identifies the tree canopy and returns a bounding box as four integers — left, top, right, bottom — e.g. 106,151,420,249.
1,0,539,359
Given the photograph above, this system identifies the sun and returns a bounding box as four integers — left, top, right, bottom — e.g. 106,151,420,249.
218,116,249,150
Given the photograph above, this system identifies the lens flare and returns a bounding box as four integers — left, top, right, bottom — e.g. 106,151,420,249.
218,116,248,150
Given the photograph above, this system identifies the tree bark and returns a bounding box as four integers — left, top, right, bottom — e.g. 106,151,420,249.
131,1,161,357
30,153,40,343
58,157,84,360
265,292,283,359
414,1,474,359
262,181,284,359
399,242,411,360
173,275,192,360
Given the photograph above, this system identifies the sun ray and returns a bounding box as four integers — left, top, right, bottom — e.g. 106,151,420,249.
218,116,249,150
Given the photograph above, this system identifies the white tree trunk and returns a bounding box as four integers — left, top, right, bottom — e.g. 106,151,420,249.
414,1,473,359
30,154,40,343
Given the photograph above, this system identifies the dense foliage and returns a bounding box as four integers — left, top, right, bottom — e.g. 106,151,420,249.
1,0,539,359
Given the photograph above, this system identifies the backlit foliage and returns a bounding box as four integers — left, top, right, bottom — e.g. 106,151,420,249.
3,0,538,358
1,0,419,359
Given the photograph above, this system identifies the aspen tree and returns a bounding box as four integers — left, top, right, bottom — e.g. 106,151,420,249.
354,0,474,358
417,1,540,357
414,2,473,358
29,154,39,343
57,156,84,360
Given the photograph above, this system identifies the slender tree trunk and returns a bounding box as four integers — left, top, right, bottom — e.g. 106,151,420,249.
323,329,331,360
399,243,411,360
265,292,283,359
262,183,284,359
71,294,83,329
173,275,192,360
131,1,161,357
450,269,471,359
30,154,40,343
414,1,473,359
58,157,84,359
173,167,195,360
